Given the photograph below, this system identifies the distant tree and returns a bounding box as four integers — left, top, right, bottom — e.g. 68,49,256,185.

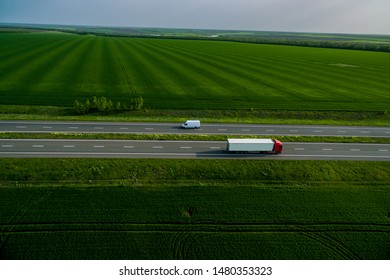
89,96,114,112
73,96,115,114
85,99,91,111
129,96,144,110
96,96,108,111
73,100,89,115
107,99,113,111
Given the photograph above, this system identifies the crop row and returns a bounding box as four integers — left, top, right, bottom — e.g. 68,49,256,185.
1,33,390,110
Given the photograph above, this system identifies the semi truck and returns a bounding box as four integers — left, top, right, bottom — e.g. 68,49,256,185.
226,138,283,154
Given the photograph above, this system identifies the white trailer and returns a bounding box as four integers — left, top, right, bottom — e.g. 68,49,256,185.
226,138,283,154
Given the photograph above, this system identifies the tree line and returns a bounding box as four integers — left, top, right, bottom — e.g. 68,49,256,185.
218,37,390,52
73,96,144,115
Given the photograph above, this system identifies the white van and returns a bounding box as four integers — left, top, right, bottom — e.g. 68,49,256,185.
181,120,201,129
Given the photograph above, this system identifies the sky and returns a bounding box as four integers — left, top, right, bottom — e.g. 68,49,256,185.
1,0,390,34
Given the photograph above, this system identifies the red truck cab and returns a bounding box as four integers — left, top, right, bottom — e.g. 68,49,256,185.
273,139,283,154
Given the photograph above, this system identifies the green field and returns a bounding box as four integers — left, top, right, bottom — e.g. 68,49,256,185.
0,159,389,260
1,32,390,111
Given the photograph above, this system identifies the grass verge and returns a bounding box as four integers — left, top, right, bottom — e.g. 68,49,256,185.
1,158,389,188
0,105,389,126
1,132,390,144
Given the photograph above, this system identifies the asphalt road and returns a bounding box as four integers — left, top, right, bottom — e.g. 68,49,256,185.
1,120,390,137
1,139,390,161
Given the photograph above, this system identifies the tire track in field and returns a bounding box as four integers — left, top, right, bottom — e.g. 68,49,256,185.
111,40,137,95
2,222,387,259
0,192,50,253
1,221,387,258
2,221,388,233
170,231,192,260
299,231,361,260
